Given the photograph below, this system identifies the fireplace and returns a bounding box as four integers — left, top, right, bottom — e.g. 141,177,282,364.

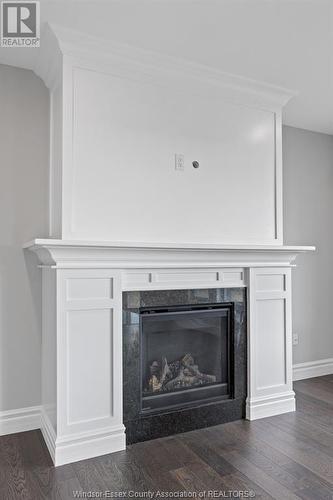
123,288,246,444
26,238,305,465
23,23,310,465
141,303,233,413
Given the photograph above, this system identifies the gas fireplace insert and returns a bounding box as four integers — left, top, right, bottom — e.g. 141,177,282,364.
140,303,234,413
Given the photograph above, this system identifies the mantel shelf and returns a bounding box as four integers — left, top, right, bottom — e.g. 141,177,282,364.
24,238,315,269
23,238,315,252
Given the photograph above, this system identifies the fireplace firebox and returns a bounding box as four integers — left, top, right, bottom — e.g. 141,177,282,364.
123,288,246,444
140,304,233,413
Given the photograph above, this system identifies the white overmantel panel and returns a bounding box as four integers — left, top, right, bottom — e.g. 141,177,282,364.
34,24,296,245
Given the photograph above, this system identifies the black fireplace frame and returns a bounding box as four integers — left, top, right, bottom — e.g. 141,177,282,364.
139,302,235,415
123,288,247,444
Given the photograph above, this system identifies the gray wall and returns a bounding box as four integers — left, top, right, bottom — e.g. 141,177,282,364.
283,125,333,365
0,64,49,411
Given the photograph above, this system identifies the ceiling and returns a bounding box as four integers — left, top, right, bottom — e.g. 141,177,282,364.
1,0,333,134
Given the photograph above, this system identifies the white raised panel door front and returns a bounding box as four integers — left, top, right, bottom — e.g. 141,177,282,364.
56,269,123,437
246,267,295,419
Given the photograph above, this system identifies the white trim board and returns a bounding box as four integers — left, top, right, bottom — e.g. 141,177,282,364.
293,358,333,381
0,406,41,436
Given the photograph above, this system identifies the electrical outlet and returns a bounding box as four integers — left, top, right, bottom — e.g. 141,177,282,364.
292,333,299,346
175,153,184,171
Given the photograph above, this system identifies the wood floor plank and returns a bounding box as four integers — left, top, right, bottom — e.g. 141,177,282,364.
220,449,302,500
226,420,333,498
17,431,63,500
174,459,275,499
294,379,333,405
179,430,276,499
194,427,303,500
294,392,333,434
265,412,333,457
56,476,83,500
225,420,296,467
160,435,208,468
92,449,141,491
221,427,306,492
181,460,230,489
126,440,189,492
73,457,120,493
0,434,32,500
179,431,239,476
248,419,333,485
225,472,275,500
170,466,209,493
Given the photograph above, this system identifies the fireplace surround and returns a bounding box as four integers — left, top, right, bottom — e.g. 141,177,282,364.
24,240,315,466
123,288,246,443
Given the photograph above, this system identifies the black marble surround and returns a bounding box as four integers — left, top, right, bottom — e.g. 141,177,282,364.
123,288,247,444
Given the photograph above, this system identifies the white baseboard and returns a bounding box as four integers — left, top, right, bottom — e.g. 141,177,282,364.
40,408,56,463
53,426,126,466
0,406,41,436
41,407,126,466
293,358,333,381
246,391,296,420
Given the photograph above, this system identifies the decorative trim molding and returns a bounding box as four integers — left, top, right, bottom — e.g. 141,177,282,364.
35,23,296,111
0,406,41,436
34,23,63,91
23,239,315,269
246,391,296,420
293,358,333,381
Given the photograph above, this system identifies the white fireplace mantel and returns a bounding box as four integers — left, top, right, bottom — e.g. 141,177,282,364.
24,239,314,268
25,239,314,466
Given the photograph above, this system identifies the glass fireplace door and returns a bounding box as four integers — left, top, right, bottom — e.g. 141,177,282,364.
140,304,233,413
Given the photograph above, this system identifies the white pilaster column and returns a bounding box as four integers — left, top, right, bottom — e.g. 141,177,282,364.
246,267,295,419
41,266,125,466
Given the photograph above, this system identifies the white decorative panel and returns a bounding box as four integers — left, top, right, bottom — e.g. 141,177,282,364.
66,278,113,300
66,309,113,424
65,67,280,244
247,267,294,420
122,272,152,289
154,270,218,284
256,273,285,292
256,298,286,389
122,268,245,290
220,270,244,284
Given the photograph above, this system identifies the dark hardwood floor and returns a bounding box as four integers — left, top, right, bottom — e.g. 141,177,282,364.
1,376,332,500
